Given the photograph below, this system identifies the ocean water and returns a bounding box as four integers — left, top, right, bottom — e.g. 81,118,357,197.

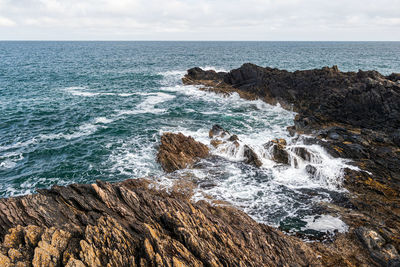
1,41,400,235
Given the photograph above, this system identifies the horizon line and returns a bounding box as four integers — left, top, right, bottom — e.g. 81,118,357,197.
1,40,400,42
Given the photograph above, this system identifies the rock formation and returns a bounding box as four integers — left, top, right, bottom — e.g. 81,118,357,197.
183,64,400,266
208,124,262,167
157,132,209,172
183,63,400,132
263,139,289,165
0,179,334,266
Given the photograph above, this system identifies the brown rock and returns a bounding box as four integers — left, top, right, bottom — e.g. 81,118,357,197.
209,124,229,139
0,253,11,267
293,146,312,161
210,139,223,148
157,132,209,172
243,145,263,167
264,139,289,164
0,179,333,266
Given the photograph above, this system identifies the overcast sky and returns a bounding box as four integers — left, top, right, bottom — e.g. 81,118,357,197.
0,0,399,40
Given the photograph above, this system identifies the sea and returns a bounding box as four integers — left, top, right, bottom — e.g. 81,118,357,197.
1,41,400,236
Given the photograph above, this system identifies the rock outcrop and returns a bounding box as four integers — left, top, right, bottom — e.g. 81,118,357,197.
263,139,289,165
183,63,400,132
183,64,400,266
157,132,209,172
208,125,263,167
0,179,332,266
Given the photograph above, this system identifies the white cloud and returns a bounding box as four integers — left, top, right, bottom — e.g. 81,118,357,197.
0,0,399,40
0,16,16,27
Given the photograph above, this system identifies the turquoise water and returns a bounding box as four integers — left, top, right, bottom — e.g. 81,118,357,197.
1,41,400,232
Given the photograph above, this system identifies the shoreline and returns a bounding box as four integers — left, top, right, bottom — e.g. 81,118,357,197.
0,63,399,266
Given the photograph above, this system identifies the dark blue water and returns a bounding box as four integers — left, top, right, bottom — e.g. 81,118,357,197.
1,41,399,232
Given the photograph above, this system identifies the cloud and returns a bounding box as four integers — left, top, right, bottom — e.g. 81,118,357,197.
0,16,16,27
0,0,399,40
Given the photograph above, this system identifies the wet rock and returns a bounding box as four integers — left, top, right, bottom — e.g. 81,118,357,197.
355,227,400,266
157,132,209,172
228,134,239,142
210,139,223,148
209,124,230,139
328,132,341,141
243,145,263,167
306,164,317,177
287,125,296,136
208,125,266,168
293,147,312,161
183,67,225,83
264,139,289,164
0,179,327,266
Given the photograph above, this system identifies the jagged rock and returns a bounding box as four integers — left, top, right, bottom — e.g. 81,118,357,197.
157,132,209,172
243,145,263,167
0,179,333,266
355,227,400,266
184,64,400,132
209,124,229,139
209,125,231,148
264,139,289,164
184,64,400,266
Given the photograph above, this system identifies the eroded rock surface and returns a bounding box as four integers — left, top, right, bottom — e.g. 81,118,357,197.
0,179,333,267
157,132,209,172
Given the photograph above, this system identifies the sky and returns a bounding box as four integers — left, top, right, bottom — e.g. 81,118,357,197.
0,0,399,41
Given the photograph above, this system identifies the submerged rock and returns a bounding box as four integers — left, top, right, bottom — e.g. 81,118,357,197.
157,132,209,172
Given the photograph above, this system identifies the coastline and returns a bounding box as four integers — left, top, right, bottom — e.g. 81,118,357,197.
1,63,399,266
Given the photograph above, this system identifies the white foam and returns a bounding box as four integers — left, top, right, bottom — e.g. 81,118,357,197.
0,159,17,169
0,152,24,169
158,70,186,77
117,92,176,115
201,66,229,73
39,123,99,141
108,133,161,178
3,177,72,197
0,139,38,152
94,117,114,124
302,215,348,233
64,87,137,97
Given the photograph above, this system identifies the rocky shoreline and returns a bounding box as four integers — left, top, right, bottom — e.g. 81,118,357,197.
183,64,400,266
1,63,399,266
